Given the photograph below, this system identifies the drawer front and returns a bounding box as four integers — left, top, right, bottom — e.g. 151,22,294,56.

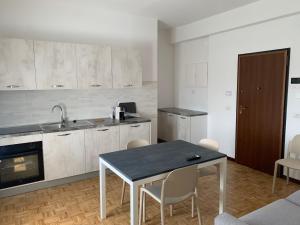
120,122,150,149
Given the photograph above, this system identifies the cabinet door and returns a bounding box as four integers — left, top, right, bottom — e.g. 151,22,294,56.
112,47,127,88
112,47,142,88
34,41,77,89
158,112,168,141
85,126,120,172
120,122,150,149
166,113,177,141
76,44,112,89
43,130,85,181
176,115,191,142
0,38,36,90
126,48,142,88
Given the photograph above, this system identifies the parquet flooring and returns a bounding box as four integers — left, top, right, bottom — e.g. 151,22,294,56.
0,161,299,225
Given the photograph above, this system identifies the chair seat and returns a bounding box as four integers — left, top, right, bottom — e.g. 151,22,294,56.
276,158,300,170
142,183,193,205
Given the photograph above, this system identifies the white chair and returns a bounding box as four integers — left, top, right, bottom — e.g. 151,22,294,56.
120,139,150,205
139,165,202,225
272,135,300,193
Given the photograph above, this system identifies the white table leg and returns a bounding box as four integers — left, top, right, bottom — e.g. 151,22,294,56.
130,182,139,225
99,159,107,219
219,158,227,214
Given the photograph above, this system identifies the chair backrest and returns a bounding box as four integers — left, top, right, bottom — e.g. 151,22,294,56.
199,138,219,151
288,135,300,156
127,139,149,149
161,165,198,202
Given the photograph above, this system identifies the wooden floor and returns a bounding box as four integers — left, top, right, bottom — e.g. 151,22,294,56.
0,161,299,225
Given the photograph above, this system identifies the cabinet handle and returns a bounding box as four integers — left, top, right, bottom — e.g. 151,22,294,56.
6,85,20,88
130,125,141,128
57,133,71,136
124,84,133,87
90,84,102,87
180,117,186,119
52,84,64,88
97,128,109,132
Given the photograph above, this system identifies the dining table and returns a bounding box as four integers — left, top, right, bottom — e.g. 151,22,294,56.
99,140,227,225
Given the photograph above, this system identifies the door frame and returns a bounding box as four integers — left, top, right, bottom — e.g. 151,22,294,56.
235,48,291,166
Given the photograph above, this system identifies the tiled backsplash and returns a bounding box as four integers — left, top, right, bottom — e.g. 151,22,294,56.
0,83,157,127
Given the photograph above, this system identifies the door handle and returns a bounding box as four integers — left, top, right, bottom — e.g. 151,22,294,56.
97,128,109,132
130,125,140,128
239,105,248,114
57,133,71,136
90,84,102,87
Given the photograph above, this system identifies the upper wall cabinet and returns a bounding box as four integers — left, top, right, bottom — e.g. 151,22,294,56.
34,41,77,89
76,44,112,89
0,38,36,90
112,47,142,88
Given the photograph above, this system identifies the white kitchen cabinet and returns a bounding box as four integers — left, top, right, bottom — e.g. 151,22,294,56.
34,41,77,89
120,122,151,149
0,38,36,90
76,44,112,89
176,115,191,142
158,111,207,144
158,112,177,141
112,47,142,88
126,48,142,87
43,130,85,181
84,126,120,172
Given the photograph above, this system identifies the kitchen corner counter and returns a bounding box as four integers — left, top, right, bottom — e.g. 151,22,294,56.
0,117,151,138
158,107,207,117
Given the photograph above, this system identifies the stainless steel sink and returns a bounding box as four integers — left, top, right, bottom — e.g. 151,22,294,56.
41,120,94,132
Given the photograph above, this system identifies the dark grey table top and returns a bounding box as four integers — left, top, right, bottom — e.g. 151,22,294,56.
159,107,207,117
100,140,226,182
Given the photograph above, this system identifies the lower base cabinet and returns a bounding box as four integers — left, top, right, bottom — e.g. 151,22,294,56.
43,130,85,181
120,122,151,149
85,126,120,172
158,112,207,144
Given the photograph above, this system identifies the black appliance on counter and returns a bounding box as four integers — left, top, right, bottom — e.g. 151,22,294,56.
118,102,138,119
0,141,44,189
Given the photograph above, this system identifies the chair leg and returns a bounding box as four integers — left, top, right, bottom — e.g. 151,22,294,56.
286,167,290,185
160,204,165,225
191,196,195,218
139,190,143,225
169,205,173,217
194,188,202,225
272,163,279,193
194,196,202,225
121,181,126,205
142,191,146,223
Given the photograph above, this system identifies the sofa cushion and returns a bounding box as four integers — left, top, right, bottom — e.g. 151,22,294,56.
287,190,300,207
240,199,300,225
215,213,249,225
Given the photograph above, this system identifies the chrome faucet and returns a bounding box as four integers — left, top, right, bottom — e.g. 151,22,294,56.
51,104,66,127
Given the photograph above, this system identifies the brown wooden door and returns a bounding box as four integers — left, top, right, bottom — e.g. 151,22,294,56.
236,49,289,175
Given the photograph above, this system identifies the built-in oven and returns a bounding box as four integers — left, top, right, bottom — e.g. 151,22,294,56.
0,141,44,189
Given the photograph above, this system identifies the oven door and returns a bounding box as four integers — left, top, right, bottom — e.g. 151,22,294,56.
0,142,44,189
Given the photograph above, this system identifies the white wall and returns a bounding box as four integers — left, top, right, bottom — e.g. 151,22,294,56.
208,14,300,161
0,0,158,82
174,37,209,111
172,0,300,43
158,29,174,108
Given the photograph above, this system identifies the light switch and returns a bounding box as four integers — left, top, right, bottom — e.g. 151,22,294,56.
225,91,232,96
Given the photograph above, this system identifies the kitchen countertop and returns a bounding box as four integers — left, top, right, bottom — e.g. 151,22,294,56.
0,117,151,138
158,107,207,117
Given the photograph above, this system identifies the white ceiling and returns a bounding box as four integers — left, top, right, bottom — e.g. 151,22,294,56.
81,0,261,28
